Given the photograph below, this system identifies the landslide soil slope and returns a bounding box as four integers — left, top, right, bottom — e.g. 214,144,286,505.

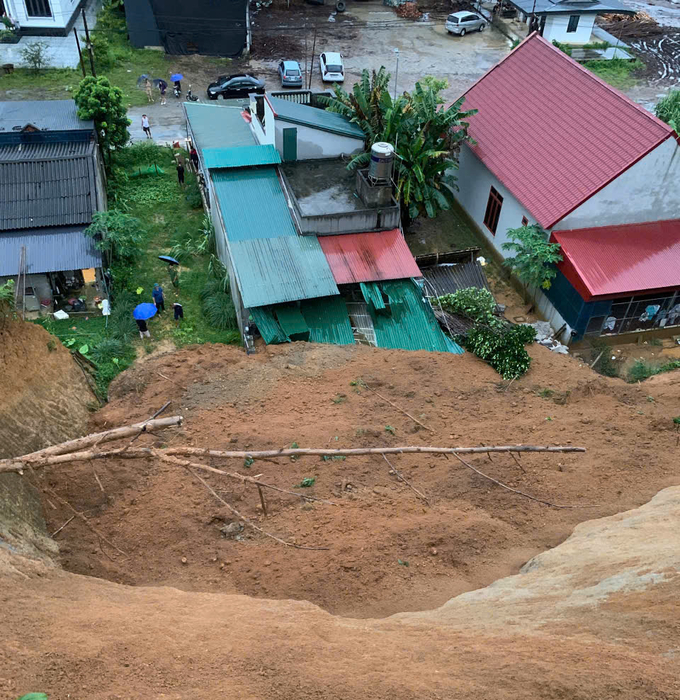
2,486,680,699
34,341,680,618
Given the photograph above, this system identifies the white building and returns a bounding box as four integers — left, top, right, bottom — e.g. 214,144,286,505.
454,33,680,342
502,0,633,45
0,0,98,68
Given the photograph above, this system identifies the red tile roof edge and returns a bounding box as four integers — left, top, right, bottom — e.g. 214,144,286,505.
458,33,676,230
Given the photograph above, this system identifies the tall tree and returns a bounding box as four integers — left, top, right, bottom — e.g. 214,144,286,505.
322,69,477,223
74,76,130,164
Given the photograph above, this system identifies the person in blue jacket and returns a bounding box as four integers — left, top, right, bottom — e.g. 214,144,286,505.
152,283,165,313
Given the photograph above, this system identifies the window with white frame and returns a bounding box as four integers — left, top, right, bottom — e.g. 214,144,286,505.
25,0,52,17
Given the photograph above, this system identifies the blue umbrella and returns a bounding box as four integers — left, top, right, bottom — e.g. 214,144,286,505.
171,73,184,82
133,303,158,321
158,255,180,265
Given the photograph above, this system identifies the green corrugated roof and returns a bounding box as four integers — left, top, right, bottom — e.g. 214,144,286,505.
211,167,296,241
202,144,281,170
268,96,365,140
230,235,338,308
302,295,355,345
212,165,338,308
249,295,354,346
276,305,309,339
184,103,256,152
371,280,464,353
250,307,289,344
360,282,387,312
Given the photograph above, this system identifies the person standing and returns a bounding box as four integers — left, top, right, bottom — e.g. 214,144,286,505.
159,79,167,105
176,158,185,187
141,114,152,139
136,318,151,339
173,302,184,327
152,283,165,313
145,78,154,103
190,146,199,171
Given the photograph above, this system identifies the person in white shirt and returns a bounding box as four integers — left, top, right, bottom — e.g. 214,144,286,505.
141,114,152,139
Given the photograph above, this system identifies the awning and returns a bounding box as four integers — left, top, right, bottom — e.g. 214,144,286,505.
319,229,421,285
552,220,680,301
0,227,101,276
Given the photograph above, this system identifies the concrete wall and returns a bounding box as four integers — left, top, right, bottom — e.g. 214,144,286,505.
454,144,536,258
543,13,594,44
555,137,680,230
274,120,363,160
249,95,276,146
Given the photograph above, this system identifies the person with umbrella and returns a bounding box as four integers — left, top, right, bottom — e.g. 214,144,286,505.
133,303,157,339
171,73,183,98
152,282,165,313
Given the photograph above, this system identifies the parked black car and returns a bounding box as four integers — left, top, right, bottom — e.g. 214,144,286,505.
207,74,265,100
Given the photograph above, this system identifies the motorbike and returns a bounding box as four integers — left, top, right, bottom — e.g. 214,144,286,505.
186,85,199,102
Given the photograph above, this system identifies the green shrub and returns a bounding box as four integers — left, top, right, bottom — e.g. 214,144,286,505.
200,278,237,331
185,180,204,209
90,337,127,364
115,141,166,169
108,291,138,342
171,216,215,261
552,40,572,56
628,359,680,383
88,31,114,70
437,288,503,328
460,324,536,380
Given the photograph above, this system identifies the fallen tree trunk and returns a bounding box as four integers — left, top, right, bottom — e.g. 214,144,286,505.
0,416,183,472
0,443,585,475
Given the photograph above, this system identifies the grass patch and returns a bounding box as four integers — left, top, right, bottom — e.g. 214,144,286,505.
627,359,680,383
582,58,645,90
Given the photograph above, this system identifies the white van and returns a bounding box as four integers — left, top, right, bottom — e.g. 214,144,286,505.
319,52,345,82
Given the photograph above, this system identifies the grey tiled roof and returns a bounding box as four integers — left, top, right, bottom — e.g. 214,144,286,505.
0,140,93,162
0,227,101,276
0,155,98,231
0,100,94,133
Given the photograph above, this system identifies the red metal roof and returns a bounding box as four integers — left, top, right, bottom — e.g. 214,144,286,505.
319,229,421,285
552,220,680,300
462,34,674,230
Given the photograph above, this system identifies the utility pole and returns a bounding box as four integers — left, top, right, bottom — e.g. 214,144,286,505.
393,48,399,100
73,27,86,78
308,27,317,90
304,23,308,91
82,8,96,77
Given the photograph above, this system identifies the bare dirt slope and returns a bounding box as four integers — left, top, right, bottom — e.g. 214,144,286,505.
2,486,679,699
31,341,680,618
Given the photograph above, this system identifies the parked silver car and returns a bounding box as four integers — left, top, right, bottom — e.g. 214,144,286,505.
445,11,486,36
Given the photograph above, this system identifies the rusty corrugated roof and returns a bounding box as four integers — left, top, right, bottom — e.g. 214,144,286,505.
552,220,680,300
319,229,421,285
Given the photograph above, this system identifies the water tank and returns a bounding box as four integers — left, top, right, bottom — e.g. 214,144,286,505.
368,142,394,183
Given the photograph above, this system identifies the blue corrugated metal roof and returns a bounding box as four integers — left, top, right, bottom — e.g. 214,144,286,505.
202,144,281,169
0,100,93,132
0,227,101,275
230,236,338,308
211,167,297,241
268,96,365,140
183,103,256,152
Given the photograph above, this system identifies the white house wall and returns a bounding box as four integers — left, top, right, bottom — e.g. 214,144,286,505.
3,0,79,28
454,144,537,258
274,121,363,160
542,13,595,44
554,137,680,230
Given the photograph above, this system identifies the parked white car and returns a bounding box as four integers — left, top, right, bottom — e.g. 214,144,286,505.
319,52,345,82
445,11,486,36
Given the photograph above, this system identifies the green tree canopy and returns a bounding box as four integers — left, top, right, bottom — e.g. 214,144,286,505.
502,224,563,291
74,76,130,159
85,210,144,265
655,89,680,131
321,69,477,223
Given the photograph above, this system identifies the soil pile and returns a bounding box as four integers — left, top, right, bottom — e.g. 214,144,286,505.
31,341,680,618
2,486,679,698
